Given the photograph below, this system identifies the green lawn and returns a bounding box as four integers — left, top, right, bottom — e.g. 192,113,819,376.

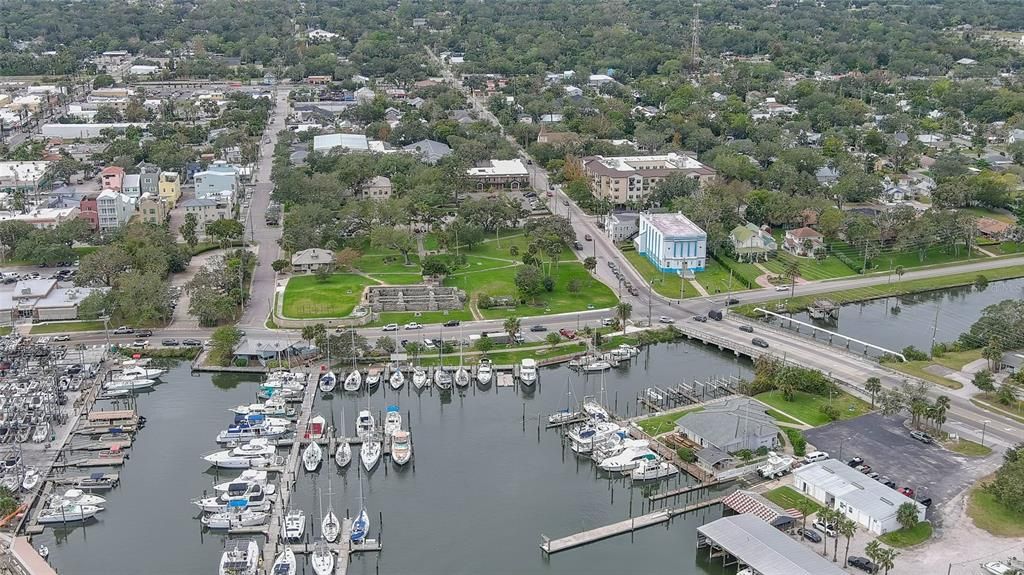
422,233,440,252
754,390,872,427
969,484,1024,537
942,438,992,457
463,232,535,260
696,259,753,294
366,273,423,285
353,253,422,274
31,320,107,334
877,522,933,547
887,361,965,390
369,309,475,327
765,408,803,425
635,407,703,436
281,274,376,319
454,263,618,320
830,240,981,272
762,486,823,515
0,326,10,336
962,207,1016,224
994,242,1024,255
762,251,856,281
621,248,699,299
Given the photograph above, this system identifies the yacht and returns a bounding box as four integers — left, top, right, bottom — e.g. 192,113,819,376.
598,446,657,472
983,562,1022,575
389,368,404,390
32,423,49,443
303,440,322,472
631,459,678,481
360,439,381,471
391,430,412,466
318,371,337,393
271,547,296,575
519,358,538,386
203,438,278,469
233,413,292,429
454,367,470,388
476,359,493,385
102,378,155,392
343,369,362,392
383,407,401,437
335,440,352,467
365,367,382,388
21,467,40,491
568,422,623,454
283,509,305,540
229,398,294,418
193,483,271,513
213,470,269,493
322,507,340,543
215,419,289,444
356,410,375,441
202,505,268,529
411,367,428,389
310,541,334,575
218,539,259,575
581,360,612,372
119,365,165,379
51,488,106,508
434,368,452,390
37,503,102,524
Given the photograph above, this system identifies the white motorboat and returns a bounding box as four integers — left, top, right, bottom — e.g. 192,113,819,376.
310,541,334,575
322,508,340,542
389,368,404,390
383,407,401,437
983,562,1022,575
568,421,623,454
631,459,678,481
215,419,290,444
203,438,278,469
303,440,322,472
318,371,337,393
598,446,657,472
51,488,105,508
581,397,609,421
120,365,165,379
548,410,579,425
304,415,327,441
365,367,382,388
283,508,306,540
335,440,352,467
21,467,40,491
32,423,49,443
202,506,269,529
37,545,48,559
230,397,294,418
434,368,452,390
412,367,427,389
37,503,102,524
519,358,537,386
218,539,259,575
391,430,412,466
356,410,375,441
582,360,612,372
476,359,493,385
343,369,362,392
361,439,381,471
591,437,649,463
193,483,271,513
102,378,155,392
213,470,268,493
271,547,296,575
454,367,470,388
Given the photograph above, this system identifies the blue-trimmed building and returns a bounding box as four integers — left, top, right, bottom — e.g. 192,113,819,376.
635,212,706,272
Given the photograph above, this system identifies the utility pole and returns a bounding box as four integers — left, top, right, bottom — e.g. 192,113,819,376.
647,279,652,326
929,300,941,358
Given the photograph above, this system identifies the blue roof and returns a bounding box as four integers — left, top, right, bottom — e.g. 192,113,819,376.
386,405,399,412
228,499,247,508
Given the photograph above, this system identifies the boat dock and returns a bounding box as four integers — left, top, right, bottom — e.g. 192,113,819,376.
647,478,735,502
539,496,725,555
52,454,126,468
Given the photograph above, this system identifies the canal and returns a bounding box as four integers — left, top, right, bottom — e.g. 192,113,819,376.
36,341,749,575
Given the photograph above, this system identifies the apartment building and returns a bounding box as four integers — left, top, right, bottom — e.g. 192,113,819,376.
580,153,715,205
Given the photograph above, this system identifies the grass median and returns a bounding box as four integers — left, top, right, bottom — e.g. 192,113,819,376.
30,320,107,334
754,389,871,427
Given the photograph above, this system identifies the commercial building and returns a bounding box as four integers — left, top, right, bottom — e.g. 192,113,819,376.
193,161,239,200
581,153,715,205
137,193,167,225
291,248,335,273
635,211,707,272
465,159,530,190
697,514,847,575
313,133,369,153
0,279,107,324
96,190,135,233
180,198,232,237
793,459,926,535
40,123,149,140
158,172,182,208
674,397,779,474
0,161,51,194
0,207,78,229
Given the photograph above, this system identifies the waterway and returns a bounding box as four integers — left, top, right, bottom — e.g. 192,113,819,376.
778,277,1024,355
35,341,750,575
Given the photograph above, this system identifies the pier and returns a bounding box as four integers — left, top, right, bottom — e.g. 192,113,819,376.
647,478,735,502
539,496,726,555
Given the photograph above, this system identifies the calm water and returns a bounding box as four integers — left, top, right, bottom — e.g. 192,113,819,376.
37,343,749,575
779,278,1024,354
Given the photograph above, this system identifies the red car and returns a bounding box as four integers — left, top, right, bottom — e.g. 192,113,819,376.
558,328,577,339
898,487,914,497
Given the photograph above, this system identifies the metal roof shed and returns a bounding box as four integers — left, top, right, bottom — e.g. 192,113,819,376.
696,514,847,575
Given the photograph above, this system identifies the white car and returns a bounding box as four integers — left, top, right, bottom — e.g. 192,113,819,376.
130,340,149,349
422,339,436,349
658,316,675,324
812,520,837,537
53,335,71,342
404,322,423,330
775,285,790,292
382,323,399,332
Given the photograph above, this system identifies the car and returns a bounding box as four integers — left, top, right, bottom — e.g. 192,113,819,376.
573,241,583,250
182,339,202,347
751,338,769,348
880,477,896,489
855,464,872,474
37,337,51,345
601,318,616,327
443,320,461,327
847,457,864,467
136,329,153,337
404,322,423,330
692,315,707,322
739,325,754,333
812,521,837,537
917,497,932,507
422,339,436,349
584,234,592,241
804,451,829,463
562,199,569,206
161,338,179,346
529,325,548,332
848,556,878,573
866,471,880,480
725,297,740,305
796,528,822,543
52,335,70,342
658,316,675,324
382,323,399,331
910,430,934,443
558,328,577,339
545,191,553,197
130,340,148,349
113,326,134,335
899,487,914,497
775,285,790,291
607,261,615,268
628,287,640,296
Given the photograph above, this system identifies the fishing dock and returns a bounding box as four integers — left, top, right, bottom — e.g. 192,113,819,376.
539,496,726,555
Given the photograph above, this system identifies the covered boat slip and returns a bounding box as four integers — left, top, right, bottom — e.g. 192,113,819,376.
696,514,846,575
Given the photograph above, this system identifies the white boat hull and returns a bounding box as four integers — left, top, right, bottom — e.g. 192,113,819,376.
284,510,306,540
361,441,381,471
412,369,427,388
311,549,334,575
335,441,352,467
322,511,340,543
303,441,322,472
272,548,297,575
389,370,404,390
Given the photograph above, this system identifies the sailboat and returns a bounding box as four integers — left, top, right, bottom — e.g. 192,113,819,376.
549,376,580,425
318,371,336,393
343,330,362,392
412,366,427,389
302,440,322,472
434,368,452,390
476,358,493,385
454,366,470,388
360,436,381,471
310,540,334,575
321,481,340,543
351,477,370,544
389,367,404,390
271,547,296,575
335,408,351,468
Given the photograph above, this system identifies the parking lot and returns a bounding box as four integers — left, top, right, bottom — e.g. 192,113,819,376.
803,413,985,517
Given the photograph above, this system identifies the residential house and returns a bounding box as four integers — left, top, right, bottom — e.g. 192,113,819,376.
674,397,779,474
1009,128,1024,144
636,212,707,272
604,212,639,242
354,87,375,104
564,86,583,98
539,113,564,124
77,193,99,231
180,198,232,237
751,98,798,120
402,139,452,164
916,134,944,147
137,193,167,224
122,174,141,198
99,166,125,192
729,223,777,262
783,227,824,257
451,110,476,125
537,129,582,147
814,166,839,186
193,161,239,200
291,248,335,273
407,97,425,109
96,189,134,233
138,162,160,196
358,176,392,200
588,74,615,86
581,153,716,205
999,350,1024,373
893,132,910,147
976,217,1011,240
158,171,182,208
465,160,530,190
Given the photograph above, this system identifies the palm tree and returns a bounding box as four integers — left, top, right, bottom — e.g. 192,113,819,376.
616,302,632,335
896,502,919,531
878,547,899,575
839,517,857,565
818,509,835,557
865,377,882,408
865,540,882,566
503,315,521,346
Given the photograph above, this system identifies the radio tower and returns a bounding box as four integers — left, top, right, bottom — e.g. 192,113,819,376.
690,3,701,76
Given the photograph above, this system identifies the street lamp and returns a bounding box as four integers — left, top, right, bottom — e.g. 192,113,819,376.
980,419,991,447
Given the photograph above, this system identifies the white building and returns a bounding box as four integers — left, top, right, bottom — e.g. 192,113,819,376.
122,174,141,198
41,123,149,140
0,207,78,229
291,248,335,273
580,153,716,205
793,459,926,535
96,189,135,233
604,212,639,242
635,212,707,272
0,279,107,324
129,65,159,76
313,133,369,153
307,29,339,43
465,159,530,190
179,198,232,237
0,161,51,194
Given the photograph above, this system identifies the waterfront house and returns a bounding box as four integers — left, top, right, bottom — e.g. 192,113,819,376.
729,223,777,262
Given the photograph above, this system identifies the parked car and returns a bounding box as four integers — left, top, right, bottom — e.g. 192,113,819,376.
910,430,934,443
724,297,740,305
628,287,639,296
601,318,616,327
584,234,592,241
422,339,436,349
751,338,769,348
917,497,932,507
161,339,179,346
529,325,548,332
658,316,675,324
881,477,897,489
855,464,872,474
573,241,583,250
558,328,577,339
52,335,70,342
113,326,134,335
796,528,822,543
130,340,148,349
812,521,837,537
866,471,880,480
847,457,864,467
182,339,202,347
804,451,829,463
136,329,153,337
562,199,569,206
692,315,707,323
443,320,461,327
899,487,915,497
775,285,790,291
382,323,399,332
848,556,878,573
404,322,423,330
607,261,615,268
739,325,754,333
